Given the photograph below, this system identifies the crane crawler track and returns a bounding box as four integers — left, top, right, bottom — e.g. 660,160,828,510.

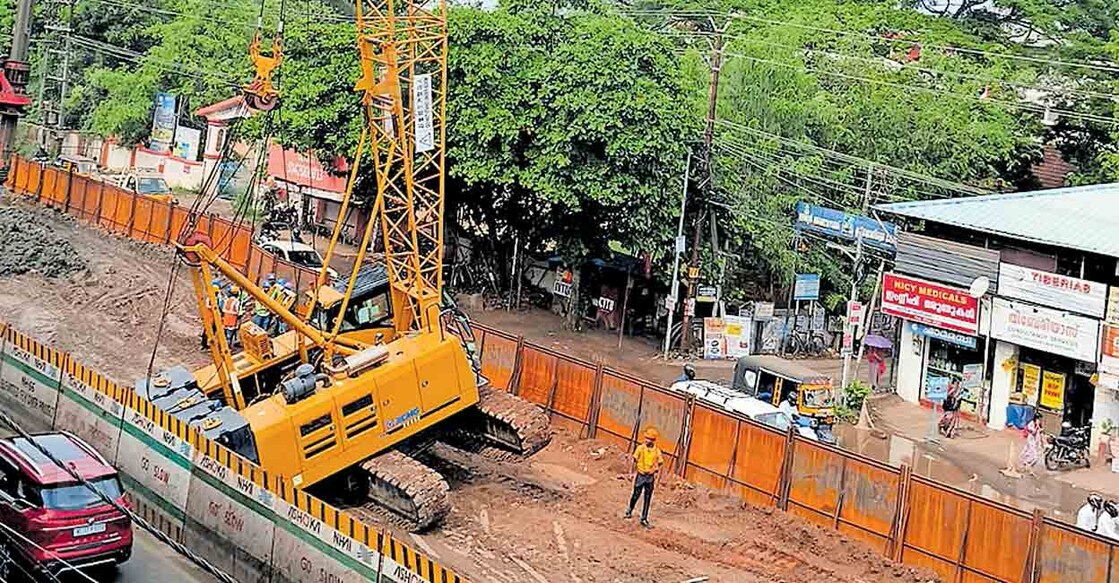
450,386,553,460
359,450,451,532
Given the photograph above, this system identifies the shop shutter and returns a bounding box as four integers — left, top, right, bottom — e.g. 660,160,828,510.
895,231,999,293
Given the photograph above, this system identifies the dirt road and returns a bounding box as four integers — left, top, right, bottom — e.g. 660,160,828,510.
0,199,931,582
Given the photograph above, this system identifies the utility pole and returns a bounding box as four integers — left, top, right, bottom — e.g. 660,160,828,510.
663,148,691,359
0,0,35,168
681,20,729,351
40,0,76,154
840,162,875,401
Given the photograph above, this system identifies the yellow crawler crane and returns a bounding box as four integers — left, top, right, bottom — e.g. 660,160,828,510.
158,0,551,530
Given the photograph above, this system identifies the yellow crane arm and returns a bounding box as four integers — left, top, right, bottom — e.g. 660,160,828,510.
179,235,366,355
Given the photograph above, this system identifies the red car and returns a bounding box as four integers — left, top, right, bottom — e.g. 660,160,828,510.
0,432,132,577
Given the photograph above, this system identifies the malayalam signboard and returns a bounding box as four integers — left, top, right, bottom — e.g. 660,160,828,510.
881,272,979,335
794,202,897,253
908,322,977,350
793,274,820,301
724,315,752,358
1021,363,1041,405
990,297,1100,363
1101,325,1119,376
754,302,775,320
1040,370,1066,411
703,318,726,360
997,263,1106,318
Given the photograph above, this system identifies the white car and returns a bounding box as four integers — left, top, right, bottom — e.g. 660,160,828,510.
259,240,339,281
668,380,819,441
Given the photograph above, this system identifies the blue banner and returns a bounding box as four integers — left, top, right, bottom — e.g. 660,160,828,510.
794,202,897,253
793,273,820,301
150,92,177,151
908,322,977,350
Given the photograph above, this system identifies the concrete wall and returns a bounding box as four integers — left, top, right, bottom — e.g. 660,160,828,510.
0,323,465,583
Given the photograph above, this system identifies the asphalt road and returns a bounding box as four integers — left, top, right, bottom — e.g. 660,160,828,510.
0,428,213,583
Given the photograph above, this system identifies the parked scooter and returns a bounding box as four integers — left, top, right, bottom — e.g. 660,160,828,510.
1045,421,1091,471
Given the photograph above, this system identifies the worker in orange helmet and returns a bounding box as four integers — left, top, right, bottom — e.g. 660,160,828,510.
625,427,665,527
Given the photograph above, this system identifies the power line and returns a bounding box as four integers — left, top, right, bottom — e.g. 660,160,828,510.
619,8,1119,74
711,49,1118,127
0,521,96,583
661,28,1119,103
714,118,990,196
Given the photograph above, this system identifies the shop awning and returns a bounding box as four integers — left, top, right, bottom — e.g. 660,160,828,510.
266,144,347,196
874,182,1119,258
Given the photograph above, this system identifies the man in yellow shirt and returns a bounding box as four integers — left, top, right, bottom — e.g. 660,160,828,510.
625,427,665,527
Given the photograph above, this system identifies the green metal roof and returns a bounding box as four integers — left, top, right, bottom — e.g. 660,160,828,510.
874,183,1119,258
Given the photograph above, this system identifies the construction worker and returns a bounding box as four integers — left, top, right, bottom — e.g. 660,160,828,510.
201,278,226,350
253,280,273,332
625,427,665,527
222,286,244,348
274,279,296,333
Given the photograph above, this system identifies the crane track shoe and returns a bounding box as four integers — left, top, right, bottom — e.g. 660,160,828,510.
358,450,450,532
453,386,552,460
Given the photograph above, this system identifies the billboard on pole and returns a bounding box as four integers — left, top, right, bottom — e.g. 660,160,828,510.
150,92,176,151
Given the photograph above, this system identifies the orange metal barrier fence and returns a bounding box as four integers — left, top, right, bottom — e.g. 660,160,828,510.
4,156,321,291
472,322,1115,582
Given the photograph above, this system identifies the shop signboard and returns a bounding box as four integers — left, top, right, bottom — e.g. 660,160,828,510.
997,263,1106,318
793,202,898,253
697,285,718,303
1107,288,1119,326
1021,363,1041,405
908,322,977,350
724,315,752,358
754,301,775,320
841,331,853,356
1101,325,1119,376
990,298,1100,363
703,318,726,360
962,364,983,391
881,273,979,335
793,274,820,301
1040,370,1066,411
846,300,865,329
552,269,573,297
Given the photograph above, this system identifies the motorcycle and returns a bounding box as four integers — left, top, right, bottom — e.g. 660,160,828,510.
1044,422,1091,471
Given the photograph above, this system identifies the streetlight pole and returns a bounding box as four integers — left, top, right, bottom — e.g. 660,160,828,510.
664,148,691,359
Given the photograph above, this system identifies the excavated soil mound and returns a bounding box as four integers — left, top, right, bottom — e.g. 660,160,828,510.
0,206,88,278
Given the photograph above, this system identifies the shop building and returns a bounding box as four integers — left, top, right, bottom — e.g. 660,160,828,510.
875,183,1119,445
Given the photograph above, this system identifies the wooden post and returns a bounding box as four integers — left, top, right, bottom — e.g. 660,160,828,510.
126,193,138,237
674,394,696,476
776,423,797,510
509,335,526,395
544,359,560,418
724,418,743,491
63,167,73,212
584,362,605,439
1021,508,1045,583
952,500,974,583
831,456,849,531
164,201,175,244
889,464,913,562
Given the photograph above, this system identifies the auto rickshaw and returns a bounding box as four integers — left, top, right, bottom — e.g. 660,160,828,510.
731,355,837,443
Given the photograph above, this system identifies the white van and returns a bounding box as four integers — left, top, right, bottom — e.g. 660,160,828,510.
668,380,819,441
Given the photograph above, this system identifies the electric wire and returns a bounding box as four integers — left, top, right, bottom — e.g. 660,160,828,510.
0,521,95,583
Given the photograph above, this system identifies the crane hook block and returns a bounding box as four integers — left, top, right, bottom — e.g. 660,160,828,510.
180,232,213,267
244,30,282,112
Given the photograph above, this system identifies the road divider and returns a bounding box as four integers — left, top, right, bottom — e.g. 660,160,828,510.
0,322,467,583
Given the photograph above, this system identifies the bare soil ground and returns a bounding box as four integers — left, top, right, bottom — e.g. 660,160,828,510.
0,197,934,582
0,199,207,383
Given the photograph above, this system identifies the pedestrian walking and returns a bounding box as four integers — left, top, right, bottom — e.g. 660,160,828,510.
1017,417,1044,473
938,379,962,438
1077,493,1103,532
625,428,665,528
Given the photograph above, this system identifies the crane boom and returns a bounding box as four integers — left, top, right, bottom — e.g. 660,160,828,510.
355,0,447,333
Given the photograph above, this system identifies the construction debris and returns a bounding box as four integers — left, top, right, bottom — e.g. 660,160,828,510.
0,206,87,278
